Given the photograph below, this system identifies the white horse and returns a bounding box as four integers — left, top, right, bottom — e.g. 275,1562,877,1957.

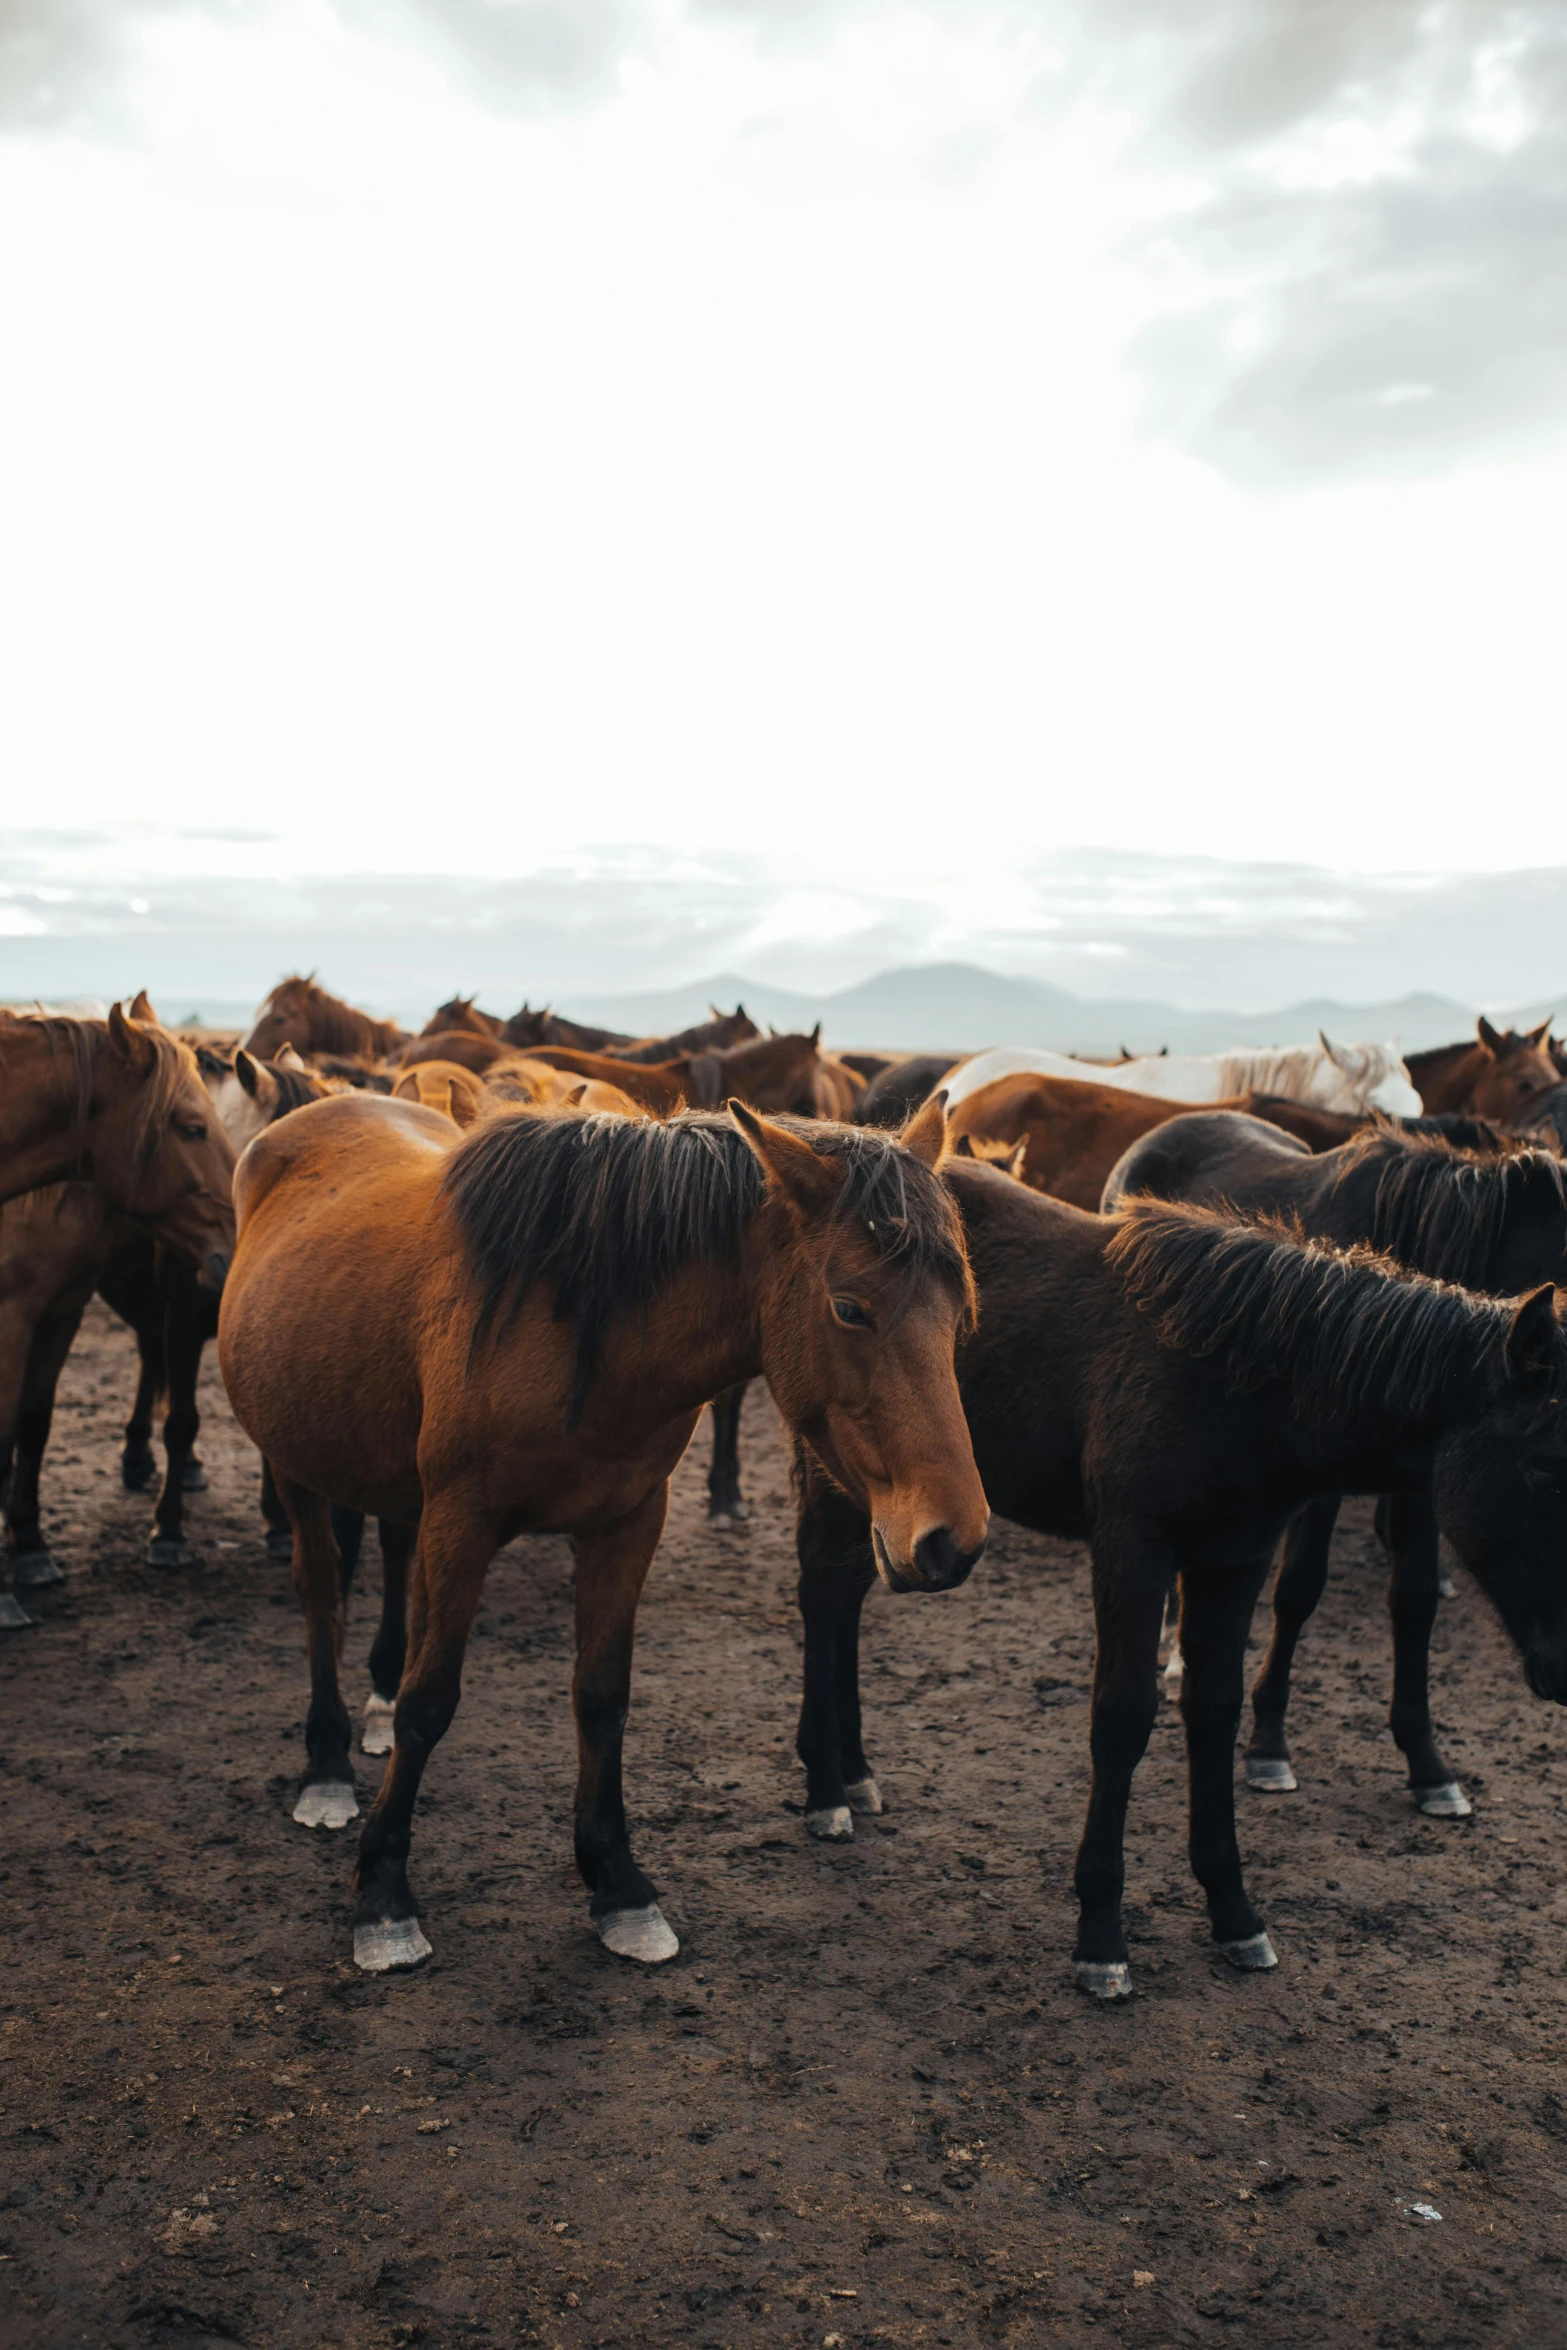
940,1034,1421,1118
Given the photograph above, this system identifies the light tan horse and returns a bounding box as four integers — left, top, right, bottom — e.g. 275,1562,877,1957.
218,1091,987,1976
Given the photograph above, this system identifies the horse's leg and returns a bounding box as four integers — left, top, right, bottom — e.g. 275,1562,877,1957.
276,1473,359,1831
352,1493,501,1971
1181,1556,1279,1970
260,1458,292,1563
121,1328,162,1492
331,1504,365,1593
361,1517,413,1757
707,1382,750,1526
0,1303,33,1629
571,1482,679,1962
794,1456,876,1839
1071,1532,1170,2000
1383,1484,1469,1817
7,1289,91,1593
1245,1494,1340,1793
147,1281,205,1567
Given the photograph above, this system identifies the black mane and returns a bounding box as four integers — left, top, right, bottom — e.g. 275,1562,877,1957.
445,1108,970,1424
1106,1198,1548,1426
1334,1123,1567,1287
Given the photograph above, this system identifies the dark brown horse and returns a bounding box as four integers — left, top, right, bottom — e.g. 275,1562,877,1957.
608,1006,759,1063
419,997,504,1041
218,1091,987,1975
502,1006,635,1053
794,1162,1567,1997
1406,1018,1560,1121
393,1029,512,1076
241,976,408,1063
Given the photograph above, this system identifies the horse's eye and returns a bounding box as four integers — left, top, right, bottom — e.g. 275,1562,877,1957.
832,1296,872,1329
174,1119,207,1142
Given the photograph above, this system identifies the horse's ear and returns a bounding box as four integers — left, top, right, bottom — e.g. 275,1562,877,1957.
128,988,160,1027
809,1022,822,1050
1478,1014,1504,1057
1527,1018,1553,1047
729,1099,840,1213
1318,1030,1350,1071
235,1049,262,1100
899,1088,949,1170
108,1001,159,1075
275,1042,307,1071
951,1131,976,1157
564,1082,588,1105
1504,1284,1560,1393
1007,1138,1028,1181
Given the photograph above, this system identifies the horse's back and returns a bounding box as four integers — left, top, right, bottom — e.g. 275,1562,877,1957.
232,1089,456,1229
1100,1110,1309,1213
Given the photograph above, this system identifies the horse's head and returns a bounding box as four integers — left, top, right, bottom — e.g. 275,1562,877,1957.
1318,1033,1422,1117
97,1004,237,1288
1471,1017,1562,1124
1435,1283,1567,1703
731,1092,988,1592
241,976,317,1061
718,1027,826,1116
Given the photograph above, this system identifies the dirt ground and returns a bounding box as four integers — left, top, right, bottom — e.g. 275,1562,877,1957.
5,1301,1567,2350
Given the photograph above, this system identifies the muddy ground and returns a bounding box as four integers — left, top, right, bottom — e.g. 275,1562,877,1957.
4,1300,1567,2350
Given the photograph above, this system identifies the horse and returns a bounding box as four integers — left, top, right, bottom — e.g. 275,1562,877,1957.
520,1029,849,1119
391,1061,489,1125
240,976,408,1063
419,997,504,1041
793,1160,1567,1998
502,1007,635,1053
855,1055,960,1128
607,1006,760,1063
941,1035,1421,1118
217,1091,987,1975
1406,1018,1561,1121
1101,1108,1567,1815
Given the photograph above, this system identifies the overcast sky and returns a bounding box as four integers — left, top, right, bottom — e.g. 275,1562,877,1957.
2,0,1564,885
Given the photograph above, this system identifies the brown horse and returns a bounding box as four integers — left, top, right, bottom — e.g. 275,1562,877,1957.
393,1029,512,1076
218,1091,987,1974
608,1006,760,1063
503,1006,635,1053
419,997,504,1041
0,1007,235,1269
1406,1018,1560,1121
391,1061,488,1127
241,976,408,1063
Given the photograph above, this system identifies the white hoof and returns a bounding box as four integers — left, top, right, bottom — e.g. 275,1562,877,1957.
709,1512,732,1531
361,1695,395,1757
1246,1756,1298,1792
292,1781,359,1829
1437,1575,1455,1600
1075,1960,1132,2001
595,1904,679,1964
0,1591,36,1631
845,1777,883,1815
1218,1931,1278,1972
1162,1644,1185,1692
354,1916,433,1973
1415,1780,1472,1818
12,1553,64,1588
805,1805,854,1842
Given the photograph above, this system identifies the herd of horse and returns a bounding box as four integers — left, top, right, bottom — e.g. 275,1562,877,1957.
3,976,1567,2002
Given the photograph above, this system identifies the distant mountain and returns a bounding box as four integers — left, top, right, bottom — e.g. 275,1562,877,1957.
561,964,1506,1056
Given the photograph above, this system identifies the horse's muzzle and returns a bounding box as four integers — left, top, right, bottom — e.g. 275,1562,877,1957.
875,1524,986,1595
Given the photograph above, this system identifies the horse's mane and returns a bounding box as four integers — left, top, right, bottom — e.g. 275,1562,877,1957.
1331,1123,1567,1288
1105,1197,1548,1426
445,1107,972,1425
261,976,396,1057
7,1010,195,1169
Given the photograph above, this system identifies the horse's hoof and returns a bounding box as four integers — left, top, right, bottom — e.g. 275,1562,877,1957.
730,1501,750,1521
148,1539,195,1568
845,1777,883,1815
0,1592,37,1631
1414,1780,1471,1818
1245,1756,1297,1792
181,1460,209,1493
595,1905,679,1964
805,1805,854,1842
1074,1960,1132,2001
1437,1575,1455,1600
122,1457,156,1492
1218,1931,1278,1972
11,1552,65,1589
354,1917,432,1973
265,1530,293,1564
292,1781,359,1829
708,1512,732,1531
361,1695,396,1757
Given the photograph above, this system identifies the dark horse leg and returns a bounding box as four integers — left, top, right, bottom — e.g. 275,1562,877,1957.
121,1329,162,1493
794,1451,882,1840
1072,1528,1170,1999
1245,1493,1341,1793
352,1491,504,1971
1383,1484,1470,1817
147,1257,211,1568
260,1458,293,1563
360,1518,413,1757
275,1471,359,1832
5,1288,93,1600
707,1382,750,1526
1181,1554,1279,1972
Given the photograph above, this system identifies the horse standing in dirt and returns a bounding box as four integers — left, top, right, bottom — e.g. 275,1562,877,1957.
218,1092,986,1974
793,1161,1567,1997
1102,1109,1567,1817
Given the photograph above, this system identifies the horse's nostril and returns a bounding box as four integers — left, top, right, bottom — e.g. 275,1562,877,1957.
912,1526,981,1591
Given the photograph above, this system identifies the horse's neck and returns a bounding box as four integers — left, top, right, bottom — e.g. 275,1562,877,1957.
0,1028,99,1200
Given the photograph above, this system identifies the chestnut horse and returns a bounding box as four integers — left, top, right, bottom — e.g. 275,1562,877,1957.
218,1091,986,1975
241,976,408,1063
1406,1018,1560,1122
391,1061,488,1126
